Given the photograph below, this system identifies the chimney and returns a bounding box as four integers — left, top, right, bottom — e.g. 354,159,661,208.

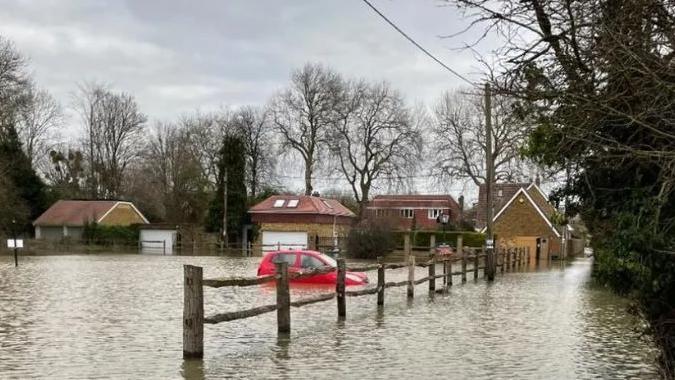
535,175,541,186
311,191,320,197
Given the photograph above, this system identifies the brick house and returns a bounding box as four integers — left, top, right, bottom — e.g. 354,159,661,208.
33,200,149,240
365,194,462,231
249,195,355,255
478,183,564,260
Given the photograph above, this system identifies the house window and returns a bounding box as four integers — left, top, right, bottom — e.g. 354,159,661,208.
273,199,285,208
497,189,503,197
375,209,386,217
287,199,299,208
428,209,443,219
399,209,414,218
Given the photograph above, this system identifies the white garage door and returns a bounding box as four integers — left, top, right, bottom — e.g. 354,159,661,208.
140,229,176,255
262,231,307,252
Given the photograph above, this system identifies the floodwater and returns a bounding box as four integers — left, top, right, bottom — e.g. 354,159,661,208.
0,254,659,379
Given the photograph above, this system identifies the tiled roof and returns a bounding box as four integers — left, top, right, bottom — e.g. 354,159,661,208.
369,194,460,209
249,195,356,217
33,200,118,226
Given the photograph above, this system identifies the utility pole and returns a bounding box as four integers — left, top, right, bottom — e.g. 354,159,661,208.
485,82,496,281
12,219,18,267
222,169,228,248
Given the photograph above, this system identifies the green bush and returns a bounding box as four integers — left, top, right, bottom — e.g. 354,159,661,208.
82,222,139,245
347,222,397,260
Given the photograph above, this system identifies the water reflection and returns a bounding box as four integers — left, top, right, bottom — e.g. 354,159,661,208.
0,255,659,379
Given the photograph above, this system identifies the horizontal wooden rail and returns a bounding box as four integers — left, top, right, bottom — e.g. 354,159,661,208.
204,275,276,288
204,266,336,288
205,304,277,324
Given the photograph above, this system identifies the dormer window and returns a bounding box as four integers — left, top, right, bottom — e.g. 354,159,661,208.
287,199,299,208
273,199,285,208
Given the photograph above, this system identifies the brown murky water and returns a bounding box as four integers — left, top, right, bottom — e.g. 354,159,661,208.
0,255,659,379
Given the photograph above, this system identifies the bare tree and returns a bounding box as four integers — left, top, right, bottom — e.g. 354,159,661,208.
271,63,343,195
431,88,530,186
137,122,210,222
0,36,29,131
179,111,226,190
331,80,422,217
230,106,276,197
75,82,146,198
16,86,62,170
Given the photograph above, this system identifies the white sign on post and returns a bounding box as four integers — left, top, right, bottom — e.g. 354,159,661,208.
7,239,24,249
485,239,494,249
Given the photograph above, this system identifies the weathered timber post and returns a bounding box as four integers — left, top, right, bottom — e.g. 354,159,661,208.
527,246,531,264
474,249,479,280
407,255,415,298
429,255,436,292
377,256,385,306
337,258,346,318
512,249,517,270
447,258,453,286
404,234,411,260
506,248,511,270
276,261,291,333
491,245,498,277
500,249,505,273
461,252,467,283
458,235,466,283
430,234,436,254
183,265,204,359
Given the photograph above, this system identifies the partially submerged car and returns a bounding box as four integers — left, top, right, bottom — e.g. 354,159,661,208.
257,250,368,285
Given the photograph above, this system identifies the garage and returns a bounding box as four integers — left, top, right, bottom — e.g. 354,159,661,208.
139,227,177,255
262,231,307,252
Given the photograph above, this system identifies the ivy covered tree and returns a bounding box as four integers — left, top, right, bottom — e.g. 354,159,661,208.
205,134,248,244
447,0,675,372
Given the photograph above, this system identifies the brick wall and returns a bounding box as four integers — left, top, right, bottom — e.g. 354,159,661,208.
493,195,562,259
256,222,351,243
99,204,146,226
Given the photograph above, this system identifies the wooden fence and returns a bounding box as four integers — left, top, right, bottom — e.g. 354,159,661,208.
182,243,532,358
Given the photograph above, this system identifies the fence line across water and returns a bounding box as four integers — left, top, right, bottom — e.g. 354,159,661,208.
182,241,532,359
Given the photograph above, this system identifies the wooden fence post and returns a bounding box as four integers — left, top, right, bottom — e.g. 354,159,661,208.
474,249,479,280
377,256,385,306
447,258,453,286
512,249,517,270
337,258,346,318
500,249,505,273
526,246,530,264
275,261,291,333
429,255,436,292
404,234,411,260
457,235,466,283
407,255,415,298
506,248,511,270
183,265,204,359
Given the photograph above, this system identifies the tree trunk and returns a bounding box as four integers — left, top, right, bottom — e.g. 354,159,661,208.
304,159,313,196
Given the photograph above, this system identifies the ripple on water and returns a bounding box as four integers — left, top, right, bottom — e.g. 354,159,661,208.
0,255,659,379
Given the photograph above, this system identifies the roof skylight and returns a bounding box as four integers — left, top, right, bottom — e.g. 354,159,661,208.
287,199,299,208
273,199,285,208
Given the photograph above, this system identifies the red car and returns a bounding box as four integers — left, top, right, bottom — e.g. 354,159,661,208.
257,250,368,285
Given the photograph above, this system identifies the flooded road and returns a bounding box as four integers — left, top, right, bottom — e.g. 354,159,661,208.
0,255,658,379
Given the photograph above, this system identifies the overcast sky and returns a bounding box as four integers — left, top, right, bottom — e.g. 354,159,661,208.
1,0,498,198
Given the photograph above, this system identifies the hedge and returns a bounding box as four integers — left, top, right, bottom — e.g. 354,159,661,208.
393,230,486,248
